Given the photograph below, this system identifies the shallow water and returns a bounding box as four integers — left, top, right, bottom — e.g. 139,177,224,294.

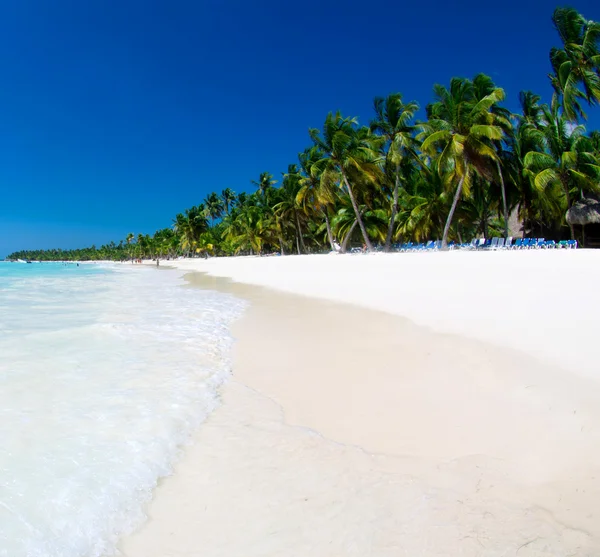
0,262,245,557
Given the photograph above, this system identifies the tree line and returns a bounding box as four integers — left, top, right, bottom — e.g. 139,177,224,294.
8,7,600,262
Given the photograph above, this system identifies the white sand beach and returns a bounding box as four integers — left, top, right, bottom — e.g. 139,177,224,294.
120,251,600,556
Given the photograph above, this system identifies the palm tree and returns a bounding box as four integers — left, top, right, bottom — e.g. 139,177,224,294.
471,73,514,239
252,172,278,200
309,112,382,251
370,93,420,251
295,146,337,251
549,7,600,122
420,76,506,248
125,232,134,262
222,203,271,255
274,165,307,254
172,205,209,256
505,91,546,236
204,192,224,226
589,130,600,155
397,159,450,243
524,99,600,239
221,188,237,215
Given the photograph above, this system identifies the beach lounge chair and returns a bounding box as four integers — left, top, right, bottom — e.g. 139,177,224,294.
496,238,505,249
463,239,477,250
567,239,578,249
512,238,523,250
488,237,499,250
504,237,512,249
532,238,545,249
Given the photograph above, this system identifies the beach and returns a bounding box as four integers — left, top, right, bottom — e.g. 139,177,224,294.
119,251,600,556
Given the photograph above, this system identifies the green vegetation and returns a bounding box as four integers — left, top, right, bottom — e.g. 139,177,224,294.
8,7,600,262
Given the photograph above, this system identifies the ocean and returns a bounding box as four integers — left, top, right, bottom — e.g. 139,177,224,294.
0,262,245,557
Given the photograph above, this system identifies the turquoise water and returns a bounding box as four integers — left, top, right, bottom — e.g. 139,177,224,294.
0,262,245,557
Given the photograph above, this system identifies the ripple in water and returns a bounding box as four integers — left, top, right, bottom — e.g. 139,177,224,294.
0,263,246,557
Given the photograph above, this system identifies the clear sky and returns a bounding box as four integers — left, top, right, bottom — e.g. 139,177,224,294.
1,0,599,256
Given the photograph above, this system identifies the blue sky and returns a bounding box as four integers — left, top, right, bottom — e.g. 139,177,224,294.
1,0,599,256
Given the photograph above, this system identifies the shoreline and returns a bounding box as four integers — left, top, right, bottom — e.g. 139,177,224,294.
119,266,600,556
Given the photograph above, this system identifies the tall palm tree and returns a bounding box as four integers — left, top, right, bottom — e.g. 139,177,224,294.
204,192,224,226
420,76,506,248
221,188,237,215
125,232,134,262
295,146,337,250
471,73,514,239
309,112,382,251
505,91,547,236
549,7,600,122
524,99,600,238
274,165,307,254
370,93,420,251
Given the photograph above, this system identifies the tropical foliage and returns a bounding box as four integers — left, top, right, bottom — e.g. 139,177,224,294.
8,7,600,262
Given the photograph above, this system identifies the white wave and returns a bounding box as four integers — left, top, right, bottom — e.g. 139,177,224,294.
0,265,246,557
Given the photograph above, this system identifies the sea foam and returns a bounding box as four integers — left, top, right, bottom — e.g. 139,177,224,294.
0,262,245,557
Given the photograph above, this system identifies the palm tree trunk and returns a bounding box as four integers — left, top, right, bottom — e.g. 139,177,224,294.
324,211,335,251
341,171,373,251
341,219,359,253
496,161,509,239
294,210,306,254
442,175,466,249
384,164,400,252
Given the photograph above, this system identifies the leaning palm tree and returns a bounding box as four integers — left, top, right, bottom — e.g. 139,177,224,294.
549,7,600,122
370,93,420,251
420,76,507,249
309,112,383,251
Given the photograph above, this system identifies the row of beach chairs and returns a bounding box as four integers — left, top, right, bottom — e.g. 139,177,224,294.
396,237,578,252
459,237,578,250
